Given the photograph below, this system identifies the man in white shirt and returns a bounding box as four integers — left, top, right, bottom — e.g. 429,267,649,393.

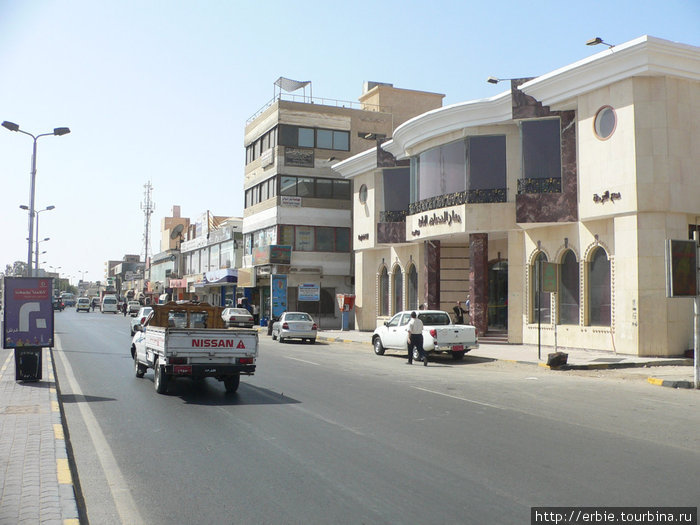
406,311,428,366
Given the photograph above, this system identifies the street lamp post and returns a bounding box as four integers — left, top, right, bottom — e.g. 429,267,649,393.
21,204,55,274
2,121,70,276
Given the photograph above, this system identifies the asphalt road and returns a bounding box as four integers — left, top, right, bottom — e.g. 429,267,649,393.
52,308,700,525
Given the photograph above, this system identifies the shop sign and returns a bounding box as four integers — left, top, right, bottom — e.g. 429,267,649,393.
298,283,320,302
417,210,462,228
2,277,54,348
253,245,292,266
281,196,302,207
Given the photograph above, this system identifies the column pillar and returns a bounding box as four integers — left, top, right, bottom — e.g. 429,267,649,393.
423,240,440,309
469,233,488,335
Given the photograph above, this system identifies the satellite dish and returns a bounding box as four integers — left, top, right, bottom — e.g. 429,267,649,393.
170,223,184,240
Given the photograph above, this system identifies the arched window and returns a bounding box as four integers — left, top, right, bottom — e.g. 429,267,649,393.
532,252,551,323
392,266,403,314
407,264,419,310
379,267,389,316
559,250,579,325
588,247,611,326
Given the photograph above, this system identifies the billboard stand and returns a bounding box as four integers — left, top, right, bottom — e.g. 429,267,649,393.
2,276,55,382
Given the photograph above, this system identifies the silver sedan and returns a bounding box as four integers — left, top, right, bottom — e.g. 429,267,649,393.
271,312,317,344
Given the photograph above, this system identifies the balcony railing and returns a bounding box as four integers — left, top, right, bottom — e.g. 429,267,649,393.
517,177,561,194
379,210,408,223
408,188,507,215
247,93,391,124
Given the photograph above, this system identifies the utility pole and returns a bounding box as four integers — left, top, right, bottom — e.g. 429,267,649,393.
141,181,155,266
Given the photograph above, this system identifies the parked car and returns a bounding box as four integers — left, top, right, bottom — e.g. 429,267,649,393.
271,312,317,344
76,297,91,312
221,307,254,328
130,307,153,336
372,310,478,360
127,301,141,316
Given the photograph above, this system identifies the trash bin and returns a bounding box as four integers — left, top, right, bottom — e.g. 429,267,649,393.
260,317,268,327
14,347,42,381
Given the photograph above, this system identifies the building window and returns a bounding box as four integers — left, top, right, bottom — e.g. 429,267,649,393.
379,267,389,316
467,135,506,191
316,178,333,198
295,226,315,251
315,227,335,252
335,228,350,252
531,251,551,323
278,124,349,151
278,225,294,246
522,119,561,182
588,247,611,326
559,250,579,325
594,106,616,140
392,266,403,314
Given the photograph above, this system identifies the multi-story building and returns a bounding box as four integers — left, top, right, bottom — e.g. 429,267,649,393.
242,79,444,326
180,212,243,306
333,35,700,357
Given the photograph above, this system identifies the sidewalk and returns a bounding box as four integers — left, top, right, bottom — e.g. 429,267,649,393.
0,347,79,525
308,328,698,390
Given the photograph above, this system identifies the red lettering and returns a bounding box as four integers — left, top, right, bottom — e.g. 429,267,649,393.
237,340,246,349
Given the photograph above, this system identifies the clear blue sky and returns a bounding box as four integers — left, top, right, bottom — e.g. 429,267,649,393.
1,0,698,285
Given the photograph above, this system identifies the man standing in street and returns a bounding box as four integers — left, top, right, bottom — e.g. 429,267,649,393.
406,311,428,366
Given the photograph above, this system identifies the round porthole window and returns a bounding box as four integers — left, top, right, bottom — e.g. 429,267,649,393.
359,184,368,204
594,106,616,140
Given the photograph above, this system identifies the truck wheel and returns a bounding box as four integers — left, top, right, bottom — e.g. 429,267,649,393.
134,355,146,378
278,335,285,343
373,338,385,355
310,338,316,344
271,331,277,341
224,374,240,393
452,351,465,360
154,359,169,394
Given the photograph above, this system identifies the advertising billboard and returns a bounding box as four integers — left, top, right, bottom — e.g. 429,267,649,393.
2,277,55,348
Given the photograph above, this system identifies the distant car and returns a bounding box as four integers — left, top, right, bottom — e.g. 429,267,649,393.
271,312,317,344
52,299,65,311
130,307,153,336
127,301,141,316
76,297,91,312
221,307,254,328
101,295,118,314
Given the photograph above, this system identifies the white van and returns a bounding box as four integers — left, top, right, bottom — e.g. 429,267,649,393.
101,295,118,314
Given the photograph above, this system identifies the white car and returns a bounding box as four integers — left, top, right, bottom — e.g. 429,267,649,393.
271,312,317,344
101,295,118,314
372,310,478,360
76,297,91,312
221,307,254,328
127,301,141,316
130,307,153,336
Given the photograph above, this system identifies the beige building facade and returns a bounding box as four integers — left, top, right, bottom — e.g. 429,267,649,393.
334,36,700,357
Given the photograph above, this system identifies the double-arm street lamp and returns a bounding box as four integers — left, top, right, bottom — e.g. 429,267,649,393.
20,204,55,273
2,121,70,276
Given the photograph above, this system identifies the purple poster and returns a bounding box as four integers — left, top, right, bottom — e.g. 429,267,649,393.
3,277,55,348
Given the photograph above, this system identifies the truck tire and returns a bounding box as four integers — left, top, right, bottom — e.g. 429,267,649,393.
373,337,385,355
134,355,146,378
452,351,465,360
224,374,240,393
154,359,169,394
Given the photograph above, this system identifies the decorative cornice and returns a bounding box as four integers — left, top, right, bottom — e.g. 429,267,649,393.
519,35,700,109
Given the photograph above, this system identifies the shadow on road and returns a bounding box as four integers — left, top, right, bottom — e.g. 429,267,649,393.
150,377,302,406
380,353,495,366
60,393,117,404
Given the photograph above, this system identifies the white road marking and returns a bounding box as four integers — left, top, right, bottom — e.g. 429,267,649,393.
54,335,144,524
284,356,321,366
412,386,508,410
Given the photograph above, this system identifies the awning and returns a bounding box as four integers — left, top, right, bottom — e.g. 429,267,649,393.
204,268,237,284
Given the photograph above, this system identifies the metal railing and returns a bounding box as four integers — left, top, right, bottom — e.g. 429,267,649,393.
246,93,391,124
517,177,561,194
408,188,507,215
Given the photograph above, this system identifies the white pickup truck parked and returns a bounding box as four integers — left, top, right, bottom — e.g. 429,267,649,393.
372,310,478,360
131,302,258,394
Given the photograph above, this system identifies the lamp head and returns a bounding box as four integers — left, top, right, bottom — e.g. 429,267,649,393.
486,76,501,84
46,205,56,210
2,121,20,132
586,37,603,46
20,205,29,210
53,127,70,136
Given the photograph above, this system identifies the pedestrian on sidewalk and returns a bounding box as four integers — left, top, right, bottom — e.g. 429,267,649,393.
406,311,428,366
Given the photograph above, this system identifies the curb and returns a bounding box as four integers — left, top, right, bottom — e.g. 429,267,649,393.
46,349,81,525
646,377,695,389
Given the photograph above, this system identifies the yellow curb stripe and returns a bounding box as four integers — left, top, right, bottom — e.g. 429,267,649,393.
52,400,60,412
54,423,64,440
538,363,551,369
63,519,80,525
647,377,664,386
56,458,72,484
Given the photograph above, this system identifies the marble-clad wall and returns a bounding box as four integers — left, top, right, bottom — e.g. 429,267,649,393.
469,233,488,335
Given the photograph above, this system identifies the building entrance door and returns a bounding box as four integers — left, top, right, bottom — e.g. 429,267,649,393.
487,260,508,329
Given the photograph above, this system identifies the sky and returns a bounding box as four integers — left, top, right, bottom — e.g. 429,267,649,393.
1,0,698,286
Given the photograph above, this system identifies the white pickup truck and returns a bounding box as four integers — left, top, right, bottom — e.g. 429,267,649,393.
131,302,258,394
372,310,478,360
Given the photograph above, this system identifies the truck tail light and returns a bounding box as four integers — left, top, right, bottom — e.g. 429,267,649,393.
238,357,254,365
429,329,437,339
282,322,289,329
169,357,187,365
312,323,318,330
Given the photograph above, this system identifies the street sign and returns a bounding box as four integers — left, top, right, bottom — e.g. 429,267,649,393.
2,277,55,348
298,283,320,302
541,262,558,293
